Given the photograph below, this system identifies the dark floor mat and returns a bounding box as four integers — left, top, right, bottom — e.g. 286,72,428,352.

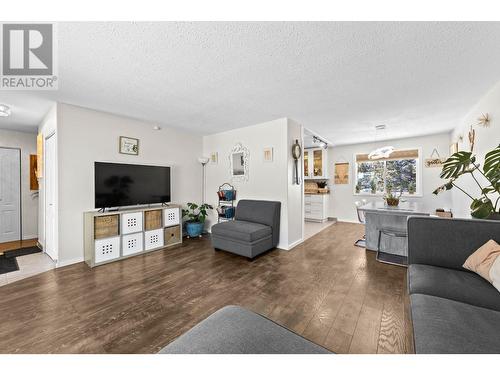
4,246,41,258
0,255,19,274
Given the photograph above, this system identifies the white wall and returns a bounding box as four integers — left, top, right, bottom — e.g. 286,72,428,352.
451,81,500,218
52,103,202,266
203,118,304,250
328,132,453,222
0,129,38,240
37,104,58,251
286,119,304,248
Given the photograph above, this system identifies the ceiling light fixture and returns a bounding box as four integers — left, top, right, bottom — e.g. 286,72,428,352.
0,104,11,117
312,135,328,149
368,125,394,160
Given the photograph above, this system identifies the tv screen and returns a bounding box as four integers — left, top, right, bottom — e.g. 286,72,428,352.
95,162,171,208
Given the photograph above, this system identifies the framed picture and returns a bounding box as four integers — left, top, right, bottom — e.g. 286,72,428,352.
334,162,349,184
263,147,273,162
210,152,218,164
119,136,139,155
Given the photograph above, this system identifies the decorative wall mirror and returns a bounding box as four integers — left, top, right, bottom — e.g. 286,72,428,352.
229,143,249,182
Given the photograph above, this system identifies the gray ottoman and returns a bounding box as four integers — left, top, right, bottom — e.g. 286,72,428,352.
159,306,331,354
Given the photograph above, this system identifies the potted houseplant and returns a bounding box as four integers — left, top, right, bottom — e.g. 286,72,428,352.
408,181,416,195
355,181,362,194
384,183,401,206
433,144,500,219
182,202,213,238
370,179,377,194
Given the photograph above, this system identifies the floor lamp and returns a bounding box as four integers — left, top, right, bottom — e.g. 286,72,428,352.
198,157,209,203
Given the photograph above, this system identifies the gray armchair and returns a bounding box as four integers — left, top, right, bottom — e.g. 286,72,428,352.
211,199,281,259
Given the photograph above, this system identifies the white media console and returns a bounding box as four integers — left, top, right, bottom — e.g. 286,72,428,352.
83,205,182,268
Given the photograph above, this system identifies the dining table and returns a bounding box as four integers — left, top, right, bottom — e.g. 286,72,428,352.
358,201,432,262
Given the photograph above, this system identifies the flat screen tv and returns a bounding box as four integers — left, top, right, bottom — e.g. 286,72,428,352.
95,162,171,208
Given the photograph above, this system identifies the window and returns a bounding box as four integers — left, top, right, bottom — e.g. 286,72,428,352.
354,149,420,195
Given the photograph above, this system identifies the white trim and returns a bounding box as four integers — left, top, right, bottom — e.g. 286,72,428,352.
337,219,363,224
22,234,38,240
56,256,84,268
281,238,304,251
353,147,423,196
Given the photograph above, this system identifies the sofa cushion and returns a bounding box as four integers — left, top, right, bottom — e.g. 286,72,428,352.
211,220,272,243
411,294,500,353
408,264,500,312
159,305,331,354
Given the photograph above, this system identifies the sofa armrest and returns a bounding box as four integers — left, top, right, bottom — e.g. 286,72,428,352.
407,216,500,270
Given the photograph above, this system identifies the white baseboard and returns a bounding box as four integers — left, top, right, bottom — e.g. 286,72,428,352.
337,219,362,224
277,238,304,251
22,234,38,240
56,256,84,268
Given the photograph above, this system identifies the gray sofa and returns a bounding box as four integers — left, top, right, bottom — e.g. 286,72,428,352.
211,200,281,259
159,305,331,354
407,216,500,354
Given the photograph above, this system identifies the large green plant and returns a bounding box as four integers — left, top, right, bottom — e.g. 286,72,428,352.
182,203,213,223
433,144,500,218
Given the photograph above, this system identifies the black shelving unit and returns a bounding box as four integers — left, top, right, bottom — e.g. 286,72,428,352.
217,183,236,223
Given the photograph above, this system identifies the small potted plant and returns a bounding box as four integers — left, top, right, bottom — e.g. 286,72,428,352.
384,183,402,206
355,181,362,194
370,179,377,194
408,181,416,195
182,203,213,238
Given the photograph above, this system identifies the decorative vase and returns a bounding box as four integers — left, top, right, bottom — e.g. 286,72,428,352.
186,222,204,238
385,197,400,206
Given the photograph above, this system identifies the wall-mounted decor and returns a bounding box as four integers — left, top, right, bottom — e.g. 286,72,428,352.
36,133,43,178
119,136,139,155
30,155,39,190
291,140,302,185
468,125,476,152
424,148,447,168
210,152,218,164
477,113,491,128
229,143,249,182
449,142,458,155
263,147,273,162
334,162,349,184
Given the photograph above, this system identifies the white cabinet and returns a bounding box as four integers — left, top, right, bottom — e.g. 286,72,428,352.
305,194,329,222
84,205,183,268
304,148,328,179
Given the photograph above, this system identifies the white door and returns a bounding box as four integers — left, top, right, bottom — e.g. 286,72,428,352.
45,135,57,260
0,148,21,243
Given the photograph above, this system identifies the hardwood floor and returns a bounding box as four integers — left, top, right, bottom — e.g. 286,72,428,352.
0,222,413,354
0,238,38,255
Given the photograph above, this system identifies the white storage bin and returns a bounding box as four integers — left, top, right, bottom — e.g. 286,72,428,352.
95,236,120,263
121,212,143,234
122,232,144,256
163,208,180,227
145,229,164,251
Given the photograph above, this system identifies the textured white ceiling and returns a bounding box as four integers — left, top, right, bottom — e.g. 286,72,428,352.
1,22,500,144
